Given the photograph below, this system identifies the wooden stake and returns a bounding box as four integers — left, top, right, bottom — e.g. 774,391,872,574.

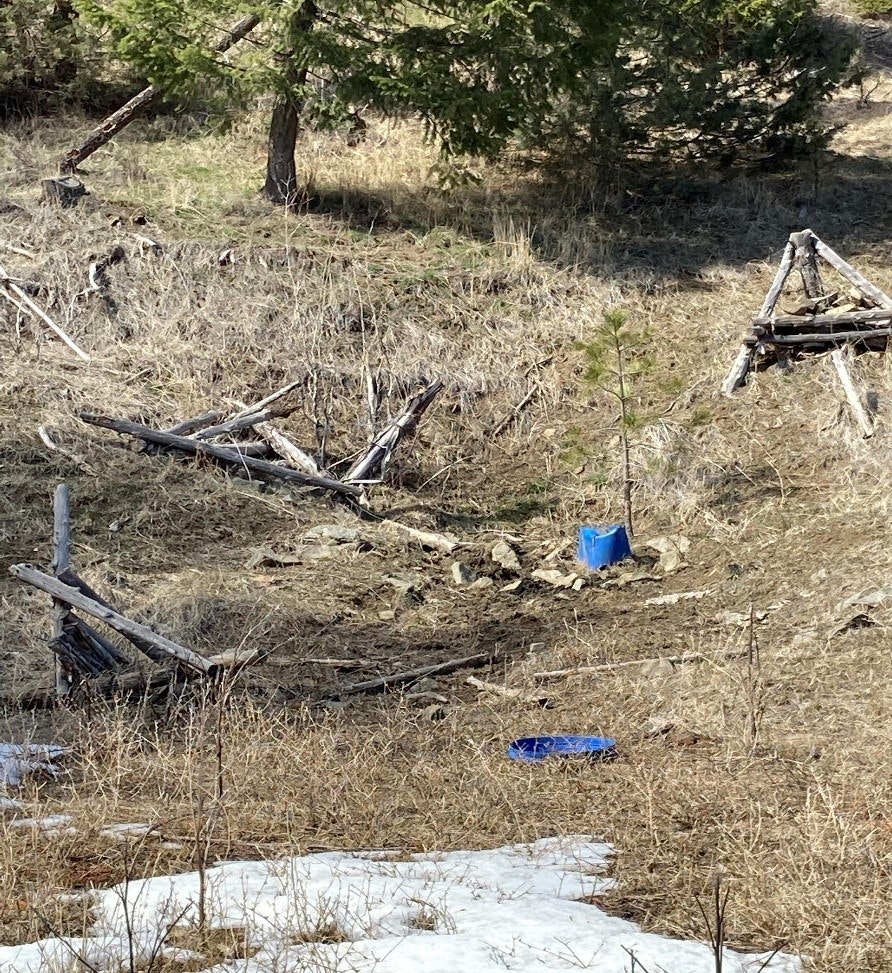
9,564,217,676
79,413,362,497
721,241,795,394
830,348,874,438
50,485,73,695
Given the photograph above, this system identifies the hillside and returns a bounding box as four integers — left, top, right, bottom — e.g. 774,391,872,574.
1,21,891,973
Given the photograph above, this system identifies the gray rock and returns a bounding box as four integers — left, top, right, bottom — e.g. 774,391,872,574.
451,562,476,585
303,524,366,545
491,540,522,572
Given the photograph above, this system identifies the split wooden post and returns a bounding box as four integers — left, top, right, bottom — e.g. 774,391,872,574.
50,484,73,696
790,229,824,300
9,564,217,676
721,241,795,394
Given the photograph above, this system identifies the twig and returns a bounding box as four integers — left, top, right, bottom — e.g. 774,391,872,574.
534,647,746,680
0,265,90,360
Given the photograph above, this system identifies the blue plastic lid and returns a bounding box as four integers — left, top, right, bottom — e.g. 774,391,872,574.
507,735,618,763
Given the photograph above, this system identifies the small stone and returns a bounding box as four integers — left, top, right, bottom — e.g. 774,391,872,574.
640,658,675,679
419,703,447,722
842,587,892,609
500,579,524,593
412,677,439,693
303,524,365,545
531,568,578,589
491,540,521,572
470,576,494,590
528,642,546,654
451,561,476,585
378,610,396,621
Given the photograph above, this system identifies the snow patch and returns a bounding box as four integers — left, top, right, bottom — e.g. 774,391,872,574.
0,837,800,973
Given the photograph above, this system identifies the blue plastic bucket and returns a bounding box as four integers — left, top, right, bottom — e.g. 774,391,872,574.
507,735,618,763
578,524,632,570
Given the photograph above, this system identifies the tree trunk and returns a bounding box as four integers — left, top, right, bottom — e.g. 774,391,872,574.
262,1,317,207
264,95,303,206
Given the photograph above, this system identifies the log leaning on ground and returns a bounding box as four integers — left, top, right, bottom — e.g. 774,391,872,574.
58,13,262,173
344,380,443,484
8,564,217,676
78,414,363,498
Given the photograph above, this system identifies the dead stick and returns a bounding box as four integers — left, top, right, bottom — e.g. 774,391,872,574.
9,564,216,675
0,272,90,360
329,651,497,699
534,648,746,680
491,387,537,437
830,348,874,438
78,414,362,497
166,411,224,435
230,381,303,419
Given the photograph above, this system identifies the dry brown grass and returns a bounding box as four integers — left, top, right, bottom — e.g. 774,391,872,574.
1,24,892,973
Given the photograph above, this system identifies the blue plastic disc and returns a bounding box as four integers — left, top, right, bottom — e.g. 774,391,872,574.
507,735,618,763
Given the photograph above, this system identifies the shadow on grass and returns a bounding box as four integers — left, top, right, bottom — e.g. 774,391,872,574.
301,150,892,284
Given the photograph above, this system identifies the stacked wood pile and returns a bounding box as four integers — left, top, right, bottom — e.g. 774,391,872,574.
80,378,443,500
722,230,892,438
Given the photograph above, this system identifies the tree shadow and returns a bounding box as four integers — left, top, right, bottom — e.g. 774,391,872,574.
304,149,892,285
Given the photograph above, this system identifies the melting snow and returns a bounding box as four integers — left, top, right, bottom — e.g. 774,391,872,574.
0,742,64,787
0,837,799,972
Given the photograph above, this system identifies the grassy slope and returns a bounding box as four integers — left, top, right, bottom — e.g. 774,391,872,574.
1,44,892,973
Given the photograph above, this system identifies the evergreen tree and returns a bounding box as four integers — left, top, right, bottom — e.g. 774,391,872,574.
76,0,859,204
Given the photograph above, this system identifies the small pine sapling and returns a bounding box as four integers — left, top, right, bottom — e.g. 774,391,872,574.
579,309,652,536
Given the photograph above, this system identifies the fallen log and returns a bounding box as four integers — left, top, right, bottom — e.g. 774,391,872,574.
327,651,498,700
58,13,262,173
533,648,747,680
9,564,217,676
344,380,443,484
79,414,362,498
192,408,295,441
